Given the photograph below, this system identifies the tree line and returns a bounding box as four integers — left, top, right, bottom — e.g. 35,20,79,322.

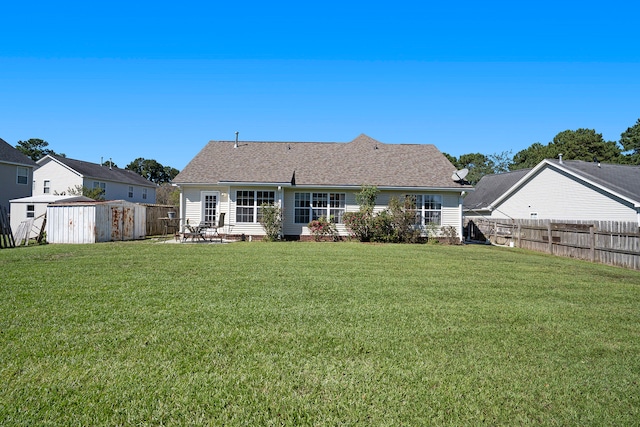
14,138,180,204
445,118,640,184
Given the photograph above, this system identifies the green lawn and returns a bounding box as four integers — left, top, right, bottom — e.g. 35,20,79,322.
1,241,639,425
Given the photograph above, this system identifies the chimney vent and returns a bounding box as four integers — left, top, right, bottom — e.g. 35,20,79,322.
558,153,563,164
234,131,239,148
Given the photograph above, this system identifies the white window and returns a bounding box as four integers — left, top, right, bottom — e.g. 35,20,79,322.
26,204,35,218
530,212,538,219
17,167,28,185
202,192,218,224
411,194,442,226
142,188,147,200
235,190,276,223
44,180,50,194
128,186,134,198
294,192,345,223
93,181,106,190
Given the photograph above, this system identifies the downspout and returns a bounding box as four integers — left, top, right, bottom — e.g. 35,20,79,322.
459,191,467,243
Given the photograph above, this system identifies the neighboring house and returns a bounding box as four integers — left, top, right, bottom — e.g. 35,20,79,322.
464,158,640,225
34,155,157,204
0,138,37,214
9,195,93,240
173,134,472,240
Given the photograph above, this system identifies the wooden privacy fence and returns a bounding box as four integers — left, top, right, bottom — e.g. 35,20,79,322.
142,204,177,236
465,218,640,270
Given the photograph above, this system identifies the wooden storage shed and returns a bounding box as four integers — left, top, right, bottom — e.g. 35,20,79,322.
46,200,146,243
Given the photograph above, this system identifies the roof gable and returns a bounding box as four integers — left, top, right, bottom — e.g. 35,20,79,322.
174,134,470,189
474,159,640,211
0,138,38,167
463,168,531,210
37,155,156,188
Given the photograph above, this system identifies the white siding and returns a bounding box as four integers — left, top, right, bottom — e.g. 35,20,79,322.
493,167,637,221
182,185,229,228
33,160,156,203
33,161,82,196
83,178,156,204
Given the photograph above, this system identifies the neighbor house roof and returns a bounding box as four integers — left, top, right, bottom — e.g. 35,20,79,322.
0,138,38,167
174,134,471,189
464,159,640,212
546,159,640,204
37,155,157,188
463,168,531,211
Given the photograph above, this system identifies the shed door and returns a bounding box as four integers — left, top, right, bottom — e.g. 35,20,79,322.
111,206,123,241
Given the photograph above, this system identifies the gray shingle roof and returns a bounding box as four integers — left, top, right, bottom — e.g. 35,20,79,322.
0,138,38,166
551,159,640,203
464,159,640,211
174,134,471,189
40,155,157,188
463,168,531,210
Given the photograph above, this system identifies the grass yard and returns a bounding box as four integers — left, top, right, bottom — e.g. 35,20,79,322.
1,241,639,425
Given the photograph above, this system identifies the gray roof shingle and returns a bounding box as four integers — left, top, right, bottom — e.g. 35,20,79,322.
551,159,640,203
464,159,640,211
40,155,157,188
0,138,38,166
463,168,531,210
174,134,471,189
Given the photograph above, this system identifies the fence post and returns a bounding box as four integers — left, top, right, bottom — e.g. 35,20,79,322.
547,222,553,254
590,225,596,262
517,223,521,247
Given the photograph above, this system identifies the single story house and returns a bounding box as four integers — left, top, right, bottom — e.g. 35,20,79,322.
0,138,37,214
464,158,640,226
34,155,157,204
172,134,472,240
10,194,93,240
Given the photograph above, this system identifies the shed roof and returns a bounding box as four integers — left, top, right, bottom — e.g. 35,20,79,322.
174,134,470,189
10,195,94,204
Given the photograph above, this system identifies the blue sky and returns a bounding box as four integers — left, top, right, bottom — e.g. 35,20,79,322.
1,1,639,170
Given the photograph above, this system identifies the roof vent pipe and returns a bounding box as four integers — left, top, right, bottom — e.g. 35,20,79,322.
234,131,239,148
558,153,563,164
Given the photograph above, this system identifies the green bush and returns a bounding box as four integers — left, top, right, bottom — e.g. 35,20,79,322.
308,216,338,241
259,203,283,241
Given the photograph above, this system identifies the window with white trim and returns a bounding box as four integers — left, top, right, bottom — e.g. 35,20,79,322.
236,190,276,223
17,167,28,185
43,180,50,194
128,186,134,198
27,204,35,218
142,188,148,200
411,194,442,226
294,192,345,223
